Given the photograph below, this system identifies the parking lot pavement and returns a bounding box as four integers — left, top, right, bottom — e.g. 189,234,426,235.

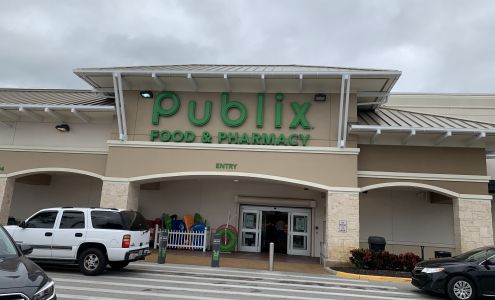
43,262,440,300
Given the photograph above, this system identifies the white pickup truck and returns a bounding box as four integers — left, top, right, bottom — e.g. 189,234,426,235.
5,207,150,275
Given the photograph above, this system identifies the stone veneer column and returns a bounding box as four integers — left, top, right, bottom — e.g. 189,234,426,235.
100,180,139,211
0,178,15,225
453,197,494,254
326,191,360,266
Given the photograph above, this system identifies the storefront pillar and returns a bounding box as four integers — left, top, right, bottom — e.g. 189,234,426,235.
0,177,15,225
453,197,494,254
100,180,139,211
326,191,360,266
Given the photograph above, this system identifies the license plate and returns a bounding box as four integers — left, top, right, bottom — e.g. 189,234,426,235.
129,253,138,260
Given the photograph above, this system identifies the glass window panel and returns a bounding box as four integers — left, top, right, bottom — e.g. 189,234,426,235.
293,215,307,233
60,211,85,229
91,211,125,230
243,212,257,229
26,211,58,229
242,232,256,247
292,235,307,250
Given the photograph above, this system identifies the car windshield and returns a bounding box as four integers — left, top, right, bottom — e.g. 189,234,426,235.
454,248,495,262
0,227,19,258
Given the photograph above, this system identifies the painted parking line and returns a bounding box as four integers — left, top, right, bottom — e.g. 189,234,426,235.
127,263,379,286
57,294,125,300
122,266,396,290
56,286,236,300
54,278,418,300
55,273,414,296
97,270,412,295
132,262,362,282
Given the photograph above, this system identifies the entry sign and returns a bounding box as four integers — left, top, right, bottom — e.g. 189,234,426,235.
339,220,348,233
157,230,168,264
211,234,221,267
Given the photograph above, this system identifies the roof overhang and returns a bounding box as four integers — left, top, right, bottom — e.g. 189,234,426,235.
349,124,495,147
74,67,401,108
0,104,115,126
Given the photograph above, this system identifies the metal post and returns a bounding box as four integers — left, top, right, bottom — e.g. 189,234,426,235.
342,74,351,148
269,242,274,271
157,229,168,264
337,74,345,147
112,73,124,141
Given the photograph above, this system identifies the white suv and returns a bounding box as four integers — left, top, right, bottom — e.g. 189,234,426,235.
5,207,150,275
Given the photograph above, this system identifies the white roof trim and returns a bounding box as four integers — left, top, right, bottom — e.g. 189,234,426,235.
350,124,495,135
0,104,115,111
75,69,402,77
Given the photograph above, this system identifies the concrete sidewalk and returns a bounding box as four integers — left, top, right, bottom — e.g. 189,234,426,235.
145,250,328,274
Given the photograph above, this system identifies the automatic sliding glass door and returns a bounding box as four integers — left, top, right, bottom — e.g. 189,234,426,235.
288,211,311,256
239,208,261,252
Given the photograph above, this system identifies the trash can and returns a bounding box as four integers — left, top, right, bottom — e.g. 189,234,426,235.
368,236,386,251
434,251,452,258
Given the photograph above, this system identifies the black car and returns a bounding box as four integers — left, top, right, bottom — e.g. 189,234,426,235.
0,225,56,299
412,246,495,300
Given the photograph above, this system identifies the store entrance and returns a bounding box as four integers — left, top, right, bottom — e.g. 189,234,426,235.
261,211,288,253
239,205,311,256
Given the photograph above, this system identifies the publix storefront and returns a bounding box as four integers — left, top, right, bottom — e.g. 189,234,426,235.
0,64,494,266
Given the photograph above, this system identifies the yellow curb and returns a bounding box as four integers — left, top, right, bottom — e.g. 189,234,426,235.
335,271,412,283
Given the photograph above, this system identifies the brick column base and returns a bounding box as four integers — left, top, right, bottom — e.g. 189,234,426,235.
326,191,360,266
100,181,139,211
453,197,494,254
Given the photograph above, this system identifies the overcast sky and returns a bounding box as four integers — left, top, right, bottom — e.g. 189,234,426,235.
1,0,494,93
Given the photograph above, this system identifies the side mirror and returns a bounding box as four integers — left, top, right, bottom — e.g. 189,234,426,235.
19,221,26,228
17,244,33,255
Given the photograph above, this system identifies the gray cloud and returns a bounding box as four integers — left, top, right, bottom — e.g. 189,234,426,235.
0,0,494,92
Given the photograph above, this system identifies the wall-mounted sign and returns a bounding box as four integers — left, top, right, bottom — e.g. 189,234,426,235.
339,220,347,233
150,91,312,146
216,163,238,170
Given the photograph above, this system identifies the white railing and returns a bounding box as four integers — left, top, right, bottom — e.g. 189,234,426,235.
154,224,209,252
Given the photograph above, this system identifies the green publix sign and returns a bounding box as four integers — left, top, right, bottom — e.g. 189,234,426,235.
150,91,312,146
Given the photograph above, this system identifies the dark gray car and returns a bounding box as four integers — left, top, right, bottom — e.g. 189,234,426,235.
0,225,56,299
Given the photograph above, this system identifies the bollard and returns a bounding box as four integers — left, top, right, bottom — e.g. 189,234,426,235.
157,229,168,264
211,234,221,267
269,242,274,271
420,245,425,261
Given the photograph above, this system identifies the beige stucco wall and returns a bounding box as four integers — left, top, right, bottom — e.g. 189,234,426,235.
138,178,324,257
104,146,358,188
119,91,357,147
386,93,495,124
358,177,487,195
0,150,107,176
9,174,102,220
360,188,455,259
0,121,113,150
359,145,487,176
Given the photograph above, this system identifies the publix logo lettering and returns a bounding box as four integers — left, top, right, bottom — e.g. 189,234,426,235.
150,91,311,146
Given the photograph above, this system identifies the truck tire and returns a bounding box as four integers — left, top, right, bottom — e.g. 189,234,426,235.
79,248,107,276
109,261,129,270
447,276,476,300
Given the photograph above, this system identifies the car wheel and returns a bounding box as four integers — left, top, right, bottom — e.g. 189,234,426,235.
79,248,107,276
447,276,476,300
109,261,129,269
